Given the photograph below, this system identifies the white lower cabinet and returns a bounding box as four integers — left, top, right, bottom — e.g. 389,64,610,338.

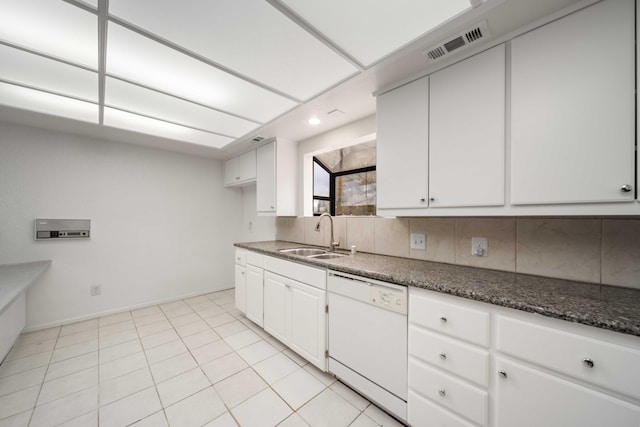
234,249,246,314
263,271,287,343
236,250,328,372
408,287,640,427
245,265,264,327
495,357,640,427
263,271,326,370
409,288,490,426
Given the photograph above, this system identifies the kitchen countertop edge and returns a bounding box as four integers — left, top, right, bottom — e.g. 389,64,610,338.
235,241,640,337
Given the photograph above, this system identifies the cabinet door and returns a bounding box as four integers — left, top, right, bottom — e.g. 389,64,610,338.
263,272,288,344
234,264,246,314
245,265,264,327
429,45,505,207
256,142,276,213
238,150,256,182
376,76,429,210
289,281,326,370
495,357,640,427
224,157,239,186
511,0,635,205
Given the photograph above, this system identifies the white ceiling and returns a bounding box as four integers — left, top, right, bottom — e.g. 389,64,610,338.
0,0,584,159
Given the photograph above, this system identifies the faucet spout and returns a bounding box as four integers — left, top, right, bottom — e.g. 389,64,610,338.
315,213,339,252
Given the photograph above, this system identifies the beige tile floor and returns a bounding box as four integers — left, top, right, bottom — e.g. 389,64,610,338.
0,289,404,427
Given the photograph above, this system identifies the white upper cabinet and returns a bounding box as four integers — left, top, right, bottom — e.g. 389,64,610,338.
429,45,505,208
256,139,297,216
376,76,429,211
224,149,256,187
510,0,635,205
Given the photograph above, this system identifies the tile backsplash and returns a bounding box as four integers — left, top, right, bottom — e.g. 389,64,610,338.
276,216,640,290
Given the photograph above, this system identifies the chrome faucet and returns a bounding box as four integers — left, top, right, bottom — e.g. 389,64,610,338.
315,213,340,252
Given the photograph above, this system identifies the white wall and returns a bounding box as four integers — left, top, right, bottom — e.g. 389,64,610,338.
240,185,277,242
0,122,243,330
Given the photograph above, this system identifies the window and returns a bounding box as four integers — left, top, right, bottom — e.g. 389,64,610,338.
312,140,376,215
313,160,331,215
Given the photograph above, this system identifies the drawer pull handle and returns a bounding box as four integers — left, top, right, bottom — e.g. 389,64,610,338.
582,358,594,368
438,389,446,397
440,316,447,323
439,353,447,360
498,370,507,379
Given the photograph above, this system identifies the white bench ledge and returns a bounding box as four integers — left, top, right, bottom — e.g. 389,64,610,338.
0,260,52,316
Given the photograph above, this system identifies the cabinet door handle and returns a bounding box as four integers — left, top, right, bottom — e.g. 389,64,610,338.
498,370,508,379
582,358,594,368
438,389,446,397
430,197,435,202
420,198,426,203
439,352,447,360
440,316,447,323
620,184,633,193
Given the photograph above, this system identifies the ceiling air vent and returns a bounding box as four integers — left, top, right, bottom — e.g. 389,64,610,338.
250,135,265,144
424,21,490,63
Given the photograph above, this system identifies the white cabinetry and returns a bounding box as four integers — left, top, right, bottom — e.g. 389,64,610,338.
408,288,490,426
224,150,256,187
495,314,640,427
263,271,326,369
495,357,640,427
408,287,640,427
376,76,429,211
256,139,297,216
245,252,264,327
510,0,635,205
234,249,246,313
262,256,327,370
429,45,505,207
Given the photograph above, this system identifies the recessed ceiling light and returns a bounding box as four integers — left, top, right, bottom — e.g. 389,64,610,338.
307,117,321,125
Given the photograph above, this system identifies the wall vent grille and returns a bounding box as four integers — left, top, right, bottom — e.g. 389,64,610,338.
250,136,265,143
424,21,490,63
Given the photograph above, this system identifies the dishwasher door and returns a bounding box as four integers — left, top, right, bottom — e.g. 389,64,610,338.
328,272,407,401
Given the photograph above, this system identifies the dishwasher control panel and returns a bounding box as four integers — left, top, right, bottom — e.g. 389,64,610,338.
371,286,406,314
328,271,407,315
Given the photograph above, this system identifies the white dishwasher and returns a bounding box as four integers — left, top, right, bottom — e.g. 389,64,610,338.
327,271,408,422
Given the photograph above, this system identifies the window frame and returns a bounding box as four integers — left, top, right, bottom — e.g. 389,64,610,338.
313,157,376,216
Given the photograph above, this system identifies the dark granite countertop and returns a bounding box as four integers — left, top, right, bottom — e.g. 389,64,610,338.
235,241,640,337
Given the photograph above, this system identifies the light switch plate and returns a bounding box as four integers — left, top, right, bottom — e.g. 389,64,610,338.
410,233,426,250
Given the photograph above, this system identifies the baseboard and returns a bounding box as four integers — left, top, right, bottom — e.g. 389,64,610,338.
22,286,234,333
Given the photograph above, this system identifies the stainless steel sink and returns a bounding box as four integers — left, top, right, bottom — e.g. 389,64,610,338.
308,253,348,260
278,247,327,256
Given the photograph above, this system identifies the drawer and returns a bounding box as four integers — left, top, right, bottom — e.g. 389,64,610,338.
235,249,246,266
409,390,477,427
409,290,490,347
246,251,263,267
497,315,640,400
263,256,326,290
409,325,489,387
409,358,488,426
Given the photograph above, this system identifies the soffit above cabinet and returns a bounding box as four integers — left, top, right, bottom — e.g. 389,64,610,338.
0,0,585,157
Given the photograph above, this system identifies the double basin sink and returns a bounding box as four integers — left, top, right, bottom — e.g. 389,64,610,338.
278,247,348,260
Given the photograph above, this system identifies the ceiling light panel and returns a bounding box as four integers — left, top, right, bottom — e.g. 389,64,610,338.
106,23,297,123
107,0,359,101
105,77,260,138
103,107,234,149
279,0,471,67
0,0,98,68
0,82,98,124
0,45,98,102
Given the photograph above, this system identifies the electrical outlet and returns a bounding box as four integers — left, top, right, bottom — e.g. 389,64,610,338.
90,285,101,296
410,233,426,250
471,237,488,257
